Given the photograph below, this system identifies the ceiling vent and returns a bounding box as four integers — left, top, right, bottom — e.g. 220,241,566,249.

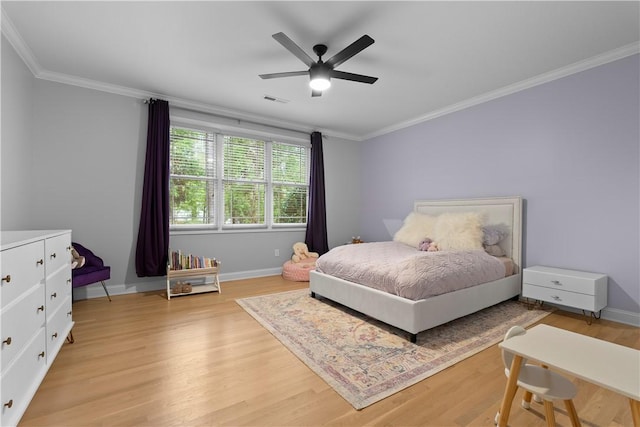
263,95,290,104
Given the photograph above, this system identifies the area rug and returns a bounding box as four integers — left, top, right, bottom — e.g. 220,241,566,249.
236,289,552,410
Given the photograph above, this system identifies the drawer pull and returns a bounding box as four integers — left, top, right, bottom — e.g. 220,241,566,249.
37,259,44,266
67,278,72,284
37,305,45,312
38,351,45,358
67,246,72,251
2,337,12,345
551,280,562,286
51,292,57,298
4,399,13,409
50,252,57,259
1,274,11,283
67,310,72,316
52,332,58,339
551,295,562,301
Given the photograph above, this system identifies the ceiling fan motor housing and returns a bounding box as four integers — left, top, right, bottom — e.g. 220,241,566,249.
309,62,331,90
310,62,331,78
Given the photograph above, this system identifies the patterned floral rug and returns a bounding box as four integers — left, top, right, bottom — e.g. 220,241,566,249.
236,289,552,410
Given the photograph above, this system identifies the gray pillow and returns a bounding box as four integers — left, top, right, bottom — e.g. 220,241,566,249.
483,224,509,246
484,244,506,257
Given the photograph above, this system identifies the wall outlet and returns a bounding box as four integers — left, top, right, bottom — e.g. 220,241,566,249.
274,249,280,257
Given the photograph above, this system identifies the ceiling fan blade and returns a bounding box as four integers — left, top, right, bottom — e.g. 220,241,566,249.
325,35,374,68
311,89,322,97
272,32,315,68
330,70,378,84
259,71,308,79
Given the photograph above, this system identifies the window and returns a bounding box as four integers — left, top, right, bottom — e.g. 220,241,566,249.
272,143,308,224
169,125,309,230
223,136,266,225
169,128,216,225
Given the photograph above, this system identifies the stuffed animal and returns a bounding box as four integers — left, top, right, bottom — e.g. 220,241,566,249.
291,242,319,263
418,238,439,252
70,246,85,269
418,238,432,251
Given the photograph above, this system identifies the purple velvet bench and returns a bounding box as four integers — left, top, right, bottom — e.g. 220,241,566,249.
71,242,112,301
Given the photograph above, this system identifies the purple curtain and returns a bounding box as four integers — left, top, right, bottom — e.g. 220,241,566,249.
135,99,170,277
304,131,329,255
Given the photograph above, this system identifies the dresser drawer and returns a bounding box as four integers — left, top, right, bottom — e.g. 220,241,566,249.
0,230,72,427
1,241,45,309
1,285,46,371
0,328,47,427
523,266,606,295
46,296,73,363
523,283,602,311
46,266,72,320
45,233,71,278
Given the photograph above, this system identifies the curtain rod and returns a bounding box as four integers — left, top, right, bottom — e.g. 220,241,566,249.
143,99,319,139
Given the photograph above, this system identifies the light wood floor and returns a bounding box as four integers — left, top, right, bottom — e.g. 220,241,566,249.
20,276,639,426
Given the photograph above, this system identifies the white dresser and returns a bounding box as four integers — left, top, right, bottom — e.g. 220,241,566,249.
522,265,608,319
1,230,74,427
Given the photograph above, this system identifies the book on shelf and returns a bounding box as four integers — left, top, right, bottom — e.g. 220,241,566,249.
168,249,219,271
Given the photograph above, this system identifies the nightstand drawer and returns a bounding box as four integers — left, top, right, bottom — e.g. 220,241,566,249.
523,283,602,311
523,266,606,295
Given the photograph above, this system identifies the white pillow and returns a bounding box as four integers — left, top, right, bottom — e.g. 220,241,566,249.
393,212,437,248
435,212,484,251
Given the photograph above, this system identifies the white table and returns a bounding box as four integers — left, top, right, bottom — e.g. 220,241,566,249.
498,324,640,426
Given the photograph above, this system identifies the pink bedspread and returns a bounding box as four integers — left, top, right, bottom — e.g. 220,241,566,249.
315,241,506,301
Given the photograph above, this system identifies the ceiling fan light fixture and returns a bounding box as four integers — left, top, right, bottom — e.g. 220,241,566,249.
309,76,331,91
309,66,331,91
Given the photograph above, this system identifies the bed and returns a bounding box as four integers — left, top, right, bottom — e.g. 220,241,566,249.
309,196,523,342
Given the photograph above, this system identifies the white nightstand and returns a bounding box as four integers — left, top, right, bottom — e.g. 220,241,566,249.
522,265,607,324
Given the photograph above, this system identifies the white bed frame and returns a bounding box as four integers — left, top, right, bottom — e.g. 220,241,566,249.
309,196,523,342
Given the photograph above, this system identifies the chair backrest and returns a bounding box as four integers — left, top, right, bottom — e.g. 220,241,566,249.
502,325,527,373
72,242,105,267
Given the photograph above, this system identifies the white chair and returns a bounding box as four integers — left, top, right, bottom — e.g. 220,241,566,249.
495,326,581,427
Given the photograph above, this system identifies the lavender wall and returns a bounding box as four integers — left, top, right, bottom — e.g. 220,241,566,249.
361,55,639,314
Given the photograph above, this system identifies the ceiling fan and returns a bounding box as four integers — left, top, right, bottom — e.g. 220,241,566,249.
259,32,378,97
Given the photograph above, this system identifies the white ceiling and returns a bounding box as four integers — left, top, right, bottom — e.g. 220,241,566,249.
2,1,639,141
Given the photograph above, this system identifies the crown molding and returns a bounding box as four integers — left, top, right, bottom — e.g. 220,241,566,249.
40,70,359,141
362,41,640,141
1,8,358,142
1,7,42,76
3,6,636,143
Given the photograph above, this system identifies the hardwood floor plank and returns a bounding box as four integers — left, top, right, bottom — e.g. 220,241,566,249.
19,276,639,426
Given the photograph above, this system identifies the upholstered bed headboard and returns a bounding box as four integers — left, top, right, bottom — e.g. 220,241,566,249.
414,196,522,274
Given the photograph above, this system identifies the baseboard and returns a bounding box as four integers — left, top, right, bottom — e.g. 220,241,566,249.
73,267,284,300
220,267,282,282
542,303,640,327
601,307,640,327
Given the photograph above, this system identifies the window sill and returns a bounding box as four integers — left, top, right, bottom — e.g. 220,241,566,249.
170,226,305,236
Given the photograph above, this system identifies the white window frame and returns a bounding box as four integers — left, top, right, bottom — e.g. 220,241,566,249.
169,120,310,234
